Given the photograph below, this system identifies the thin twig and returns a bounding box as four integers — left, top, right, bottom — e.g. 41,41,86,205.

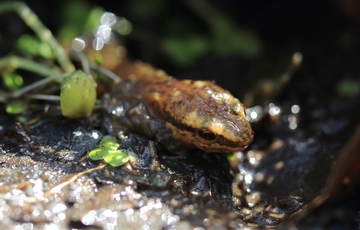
9,73,69,98
27,94,61,101
91,63,121,83
70,51,91,75
43,164,107,198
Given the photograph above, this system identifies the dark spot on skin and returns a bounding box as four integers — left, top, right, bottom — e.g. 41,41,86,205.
217,136,225,146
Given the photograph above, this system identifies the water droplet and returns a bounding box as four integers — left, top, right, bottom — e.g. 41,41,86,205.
92,37,104,50
101,12,117,27
72,38,86,52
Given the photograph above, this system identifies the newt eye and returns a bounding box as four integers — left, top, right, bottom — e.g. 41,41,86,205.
196,129,219,143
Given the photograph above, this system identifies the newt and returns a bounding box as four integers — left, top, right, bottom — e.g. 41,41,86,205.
111,59,254,153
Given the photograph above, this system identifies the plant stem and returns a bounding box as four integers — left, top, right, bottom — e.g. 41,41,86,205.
0,2,75,73
0,55,60,76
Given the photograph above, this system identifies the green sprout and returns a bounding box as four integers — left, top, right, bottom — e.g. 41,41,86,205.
60,70,97,118
89,135,130,167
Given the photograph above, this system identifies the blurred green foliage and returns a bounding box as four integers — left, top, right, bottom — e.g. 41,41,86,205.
336,79,360,97
58,0,105,41
128,0,262,67
5,101,27,114
163,35,208,67
209,14,262,57
2,71,23,90
16,35,53,59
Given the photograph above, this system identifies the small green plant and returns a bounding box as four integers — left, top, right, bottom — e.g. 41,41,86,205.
89,135,130,167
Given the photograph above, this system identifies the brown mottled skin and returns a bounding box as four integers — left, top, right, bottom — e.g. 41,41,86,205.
114,60,254,153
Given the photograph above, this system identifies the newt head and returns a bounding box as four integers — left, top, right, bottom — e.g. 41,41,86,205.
162,79,254,153
124,62,254,153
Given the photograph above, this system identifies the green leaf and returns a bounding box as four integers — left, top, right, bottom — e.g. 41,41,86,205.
104,150,129,167
88,147,108,160
99,135,117,144
16,35,53,59
60,70,97,118
99,135,120,150
6,101,27,114
2,71,24,90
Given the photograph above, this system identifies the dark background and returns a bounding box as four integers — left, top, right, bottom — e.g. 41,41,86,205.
2,0,360,100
